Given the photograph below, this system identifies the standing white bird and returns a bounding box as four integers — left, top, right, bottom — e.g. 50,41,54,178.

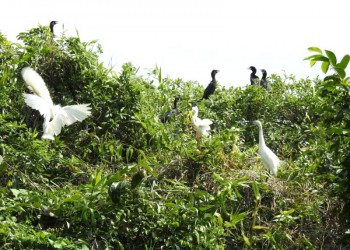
253,120,280,176
22,67,92,140
191,106,213,139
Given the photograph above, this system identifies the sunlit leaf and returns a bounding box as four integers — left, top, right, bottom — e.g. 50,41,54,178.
334,67,346,79
252,181,260,200
337,54,350,70
307,47,322,54
331,127,349,135
321,61,330,74
252,225,269,230
309,60,316,67
325,50,337,66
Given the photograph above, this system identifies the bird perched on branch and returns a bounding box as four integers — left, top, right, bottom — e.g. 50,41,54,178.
253,120,280,176
191,106,212,139
160,96,179,123
49,21,58,36
248,66,259,85
260,69,269,89
22,67,91,140
201,69,219,100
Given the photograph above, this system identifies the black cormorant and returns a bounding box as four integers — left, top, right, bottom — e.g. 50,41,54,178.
248,66,259,85
201,69,219,100
49,21,58,36
260,69,269,89
160,96,180,123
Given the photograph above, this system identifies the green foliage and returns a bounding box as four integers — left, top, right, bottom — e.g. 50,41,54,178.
0,27,348,249
304,46,350,80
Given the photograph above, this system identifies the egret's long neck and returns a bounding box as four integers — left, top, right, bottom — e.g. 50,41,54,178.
258,123,266,147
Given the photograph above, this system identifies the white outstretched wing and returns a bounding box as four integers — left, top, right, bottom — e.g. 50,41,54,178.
23,93,52,118
198,118,212,126
21,67,53,106
43,104,92,139
193,117,212,137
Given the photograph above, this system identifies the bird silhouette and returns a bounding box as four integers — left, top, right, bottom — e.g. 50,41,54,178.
22,67,91,140
49,21,58,36
248,66,259,85
253,120,280,176
160,96,179,123
260,69,269,89
201,70,219,100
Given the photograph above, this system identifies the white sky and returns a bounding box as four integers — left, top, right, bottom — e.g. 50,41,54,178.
1,0,349,87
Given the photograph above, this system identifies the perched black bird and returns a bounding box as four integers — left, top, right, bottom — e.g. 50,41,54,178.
248,66,259,85
49,21,58,36
201,69,219,100
160,96,180,123
260,69,269,89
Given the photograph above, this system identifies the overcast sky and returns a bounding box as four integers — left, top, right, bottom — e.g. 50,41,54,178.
1,0,349,87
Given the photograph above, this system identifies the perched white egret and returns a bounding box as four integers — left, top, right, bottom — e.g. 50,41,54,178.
191,106,212,138
22,67,92,140
253,120,280,176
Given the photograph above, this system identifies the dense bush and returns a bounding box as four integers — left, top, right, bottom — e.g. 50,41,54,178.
0,26,349,249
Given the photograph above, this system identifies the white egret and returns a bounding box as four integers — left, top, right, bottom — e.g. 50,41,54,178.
253,120,280,176
191,106,212,138
22,67,92,140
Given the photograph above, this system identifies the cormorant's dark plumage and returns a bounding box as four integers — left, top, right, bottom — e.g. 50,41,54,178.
49,21,58,36
201,69,219,100
160,96,180,123
260,69,269,89
249,66,259,85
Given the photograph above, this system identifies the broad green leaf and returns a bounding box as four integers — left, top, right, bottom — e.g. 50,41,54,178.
331,127,349,135
309,60,316,67
307,47,322,54
304,54,328,62
321,61,330,74
337,54,350,70
334,67,346,79
325,50,337,66
224,212,247,228
282,209,295,215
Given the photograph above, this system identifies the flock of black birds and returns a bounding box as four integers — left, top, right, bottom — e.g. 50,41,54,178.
48,21,269,124
160,68,269,123
248,66,269,89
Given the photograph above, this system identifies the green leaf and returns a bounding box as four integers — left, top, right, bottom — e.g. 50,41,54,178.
252,225,269,230
334,67,346,79
309,60,316,67
330,127,349,135
304,54,329,62
337,54,350,70
307,47,322,54
252,181,260,200
321,61,330,74
282,209,295,215
325,50,337,66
